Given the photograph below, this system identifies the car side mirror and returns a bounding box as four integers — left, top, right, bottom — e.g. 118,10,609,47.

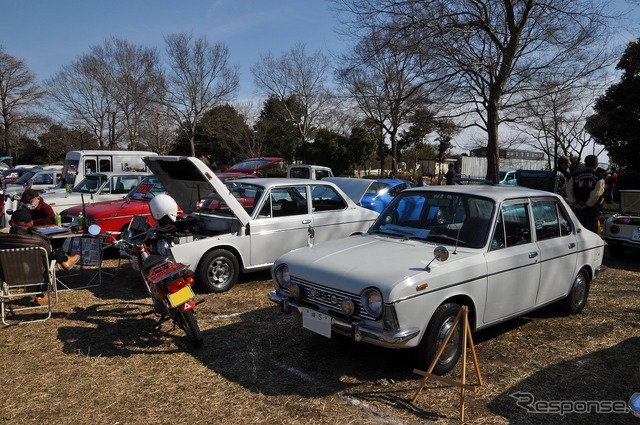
425,245,449,272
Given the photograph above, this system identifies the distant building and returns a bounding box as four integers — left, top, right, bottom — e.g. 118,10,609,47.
470,147,545,161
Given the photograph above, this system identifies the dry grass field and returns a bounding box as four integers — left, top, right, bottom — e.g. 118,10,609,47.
1,244,639,425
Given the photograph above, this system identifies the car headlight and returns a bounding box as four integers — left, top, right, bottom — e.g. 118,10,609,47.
361,288,383,319
156,239,171,256
274,264,291,289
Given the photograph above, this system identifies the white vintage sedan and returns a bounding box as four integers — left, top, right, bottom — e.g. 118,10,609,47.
143,156,380,293
269,185,606,375
602,190,640,258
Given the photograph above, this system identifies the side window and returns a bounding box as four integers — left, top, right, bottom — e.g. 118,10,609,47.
491,212,506,250
98,159,112,172
271,186,308,217
85,159,97,175
311,185,347,212
502,203,532,246
532,199,560,241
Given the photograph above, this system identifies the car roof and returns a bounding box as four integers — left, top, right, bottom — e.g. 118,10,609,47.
404,184,559,202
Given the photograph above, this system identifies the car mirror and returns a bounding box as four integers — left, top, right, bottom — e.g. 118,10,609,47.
425,245,449,272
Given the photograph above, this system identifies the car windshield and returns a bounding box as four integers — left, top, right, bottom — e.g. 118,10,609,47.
366,181,390,194
73,175,105,193
14,171,36,184
128,176,166,200
370,191,495,248
198,181,264,215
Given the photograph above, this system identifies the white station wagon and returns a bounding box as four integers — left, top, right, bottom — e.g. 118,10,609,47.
143,156,379,293
269,185,606,375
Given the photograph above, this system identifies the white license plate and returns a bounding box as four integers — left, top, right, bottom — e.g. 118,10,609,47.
302,308,332,338
633,228,640,241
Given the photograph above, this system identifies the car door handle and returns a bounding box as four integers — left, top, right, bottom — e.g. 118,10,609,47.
302,220,311,224
528,252,538,259
568,243,576,249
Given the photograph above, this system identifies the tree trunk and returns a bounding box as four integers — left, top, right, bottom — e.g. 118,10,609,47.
486,99,500,183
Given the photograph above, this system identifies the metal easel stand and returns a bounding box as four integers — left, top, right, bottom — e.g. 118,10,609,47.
411,305,484,423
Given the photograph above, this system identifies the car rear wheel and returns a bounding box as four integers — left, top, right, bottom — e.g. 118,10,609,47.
196,249,239,293
413,302,463,375
562,268,590,315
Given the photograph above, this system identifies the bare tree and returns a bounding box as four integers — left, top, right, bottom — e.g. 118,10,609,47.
336,0,618,182
0,45,46,157
46,54,117,149
163,33,239,157
90,38,164,151
337,28,439,175
251,43,333,144
518,83,605,169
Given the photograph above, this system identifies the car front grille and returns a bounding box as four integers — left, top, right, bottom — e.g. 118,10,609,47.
285,277,376,321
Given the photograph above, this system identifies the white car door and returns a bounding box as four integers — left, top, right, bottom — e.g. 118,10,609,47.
483,200,541,324
531,198,578,305
249,185,312,267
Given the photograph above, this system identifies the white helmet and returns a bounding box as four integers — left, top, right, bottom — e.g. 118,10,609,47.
149,194,178,222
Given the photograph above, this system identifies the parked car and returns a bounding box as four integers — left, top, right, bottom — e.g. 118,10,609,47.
226,157,284,177
41,171,150,213
269,185,606,375
326,177,414,213
142,156,380,293
602,190,640,258
498,170,517,185
60,175,170,238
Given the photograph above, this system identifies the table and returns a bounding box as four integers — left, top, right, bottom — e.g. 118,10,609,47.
34,226,108,290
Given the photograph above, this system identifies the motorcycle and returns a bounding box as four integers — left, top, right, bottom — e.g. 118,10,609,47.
94,222,203,347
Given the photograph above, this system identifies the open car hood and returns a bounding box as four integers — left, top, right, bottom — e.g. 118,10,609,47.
143,156,251,226
324,177,374,205
620,190,640,214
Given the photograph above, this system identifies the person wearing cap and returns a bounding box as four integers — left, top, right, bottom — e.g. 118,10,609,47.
20,188,56,226
0,208,79,305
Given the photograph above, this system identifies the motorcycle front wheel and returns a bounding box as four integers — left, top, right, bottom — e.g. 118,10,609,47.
176,310,203,347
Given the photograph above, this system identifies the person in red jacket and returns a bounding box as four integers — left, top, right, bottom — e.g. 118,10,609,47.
20,188,56,226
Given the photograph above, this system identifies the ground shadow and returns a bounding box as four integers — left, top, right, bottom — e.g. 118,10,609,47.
487,337,640,424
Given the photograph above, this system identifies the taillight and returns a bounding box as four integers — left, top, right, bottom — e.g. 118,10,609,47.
613,217,631,225
167,278,188,293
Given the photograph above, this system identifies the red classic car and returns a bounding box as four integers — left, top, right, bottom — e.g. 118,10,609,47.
60,176,169,239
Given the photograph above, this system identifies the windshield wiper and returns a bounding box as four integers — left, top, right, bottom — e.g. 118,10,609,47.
426,232,466,246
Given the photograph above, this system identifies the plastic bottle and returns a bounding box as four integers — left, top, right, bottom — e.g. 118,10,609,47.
55,212,62,226
77,212,84,227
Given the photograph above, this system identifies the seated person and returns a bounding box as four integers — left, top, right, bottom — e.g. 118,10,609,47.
20,188,56,226
0,208,79,305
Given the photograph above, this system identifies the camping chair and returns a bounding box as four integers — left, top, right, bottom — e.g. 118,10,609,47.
0,247,56,325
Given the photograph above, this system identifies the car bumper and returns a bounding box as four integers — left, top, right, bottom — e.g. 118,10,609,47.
268,290,420,347
595,264,607,277
602,236,640,249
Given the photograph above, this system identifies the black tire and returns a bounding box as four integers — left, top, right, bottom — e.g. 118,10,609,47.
413,303,463,375
176,310,203,347
196,249,240,293
562,268,590,315
608,243,626,259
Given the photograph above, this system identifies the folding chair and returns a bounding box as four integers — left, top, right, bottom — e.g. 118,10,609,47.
0,247,56,325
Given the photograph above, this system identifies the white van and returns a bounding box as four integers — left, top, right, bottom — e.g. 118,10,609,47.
287,164,334,180
60,150,157,191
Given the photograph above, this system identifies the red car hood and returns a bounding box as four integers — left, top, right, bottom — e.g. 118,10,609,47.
64,198,150,217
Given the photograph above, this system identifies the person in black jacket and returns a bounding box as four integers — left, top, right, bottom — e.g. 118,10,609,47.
565,155,605,234
0,208,79,304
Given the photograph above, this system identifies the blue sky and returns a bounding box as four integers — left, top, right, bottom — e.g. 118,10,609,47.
1,0,344,100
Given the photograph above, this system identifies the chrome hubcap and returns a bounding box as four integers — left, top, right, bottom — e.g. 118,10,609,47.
436,316,460,364
572,272,587,306
209,258,230,286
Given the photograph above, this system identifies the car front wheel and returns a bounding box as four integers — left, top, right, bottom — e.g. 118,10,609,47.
413,302,463,375
196,249,240,293
562,268,590,315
